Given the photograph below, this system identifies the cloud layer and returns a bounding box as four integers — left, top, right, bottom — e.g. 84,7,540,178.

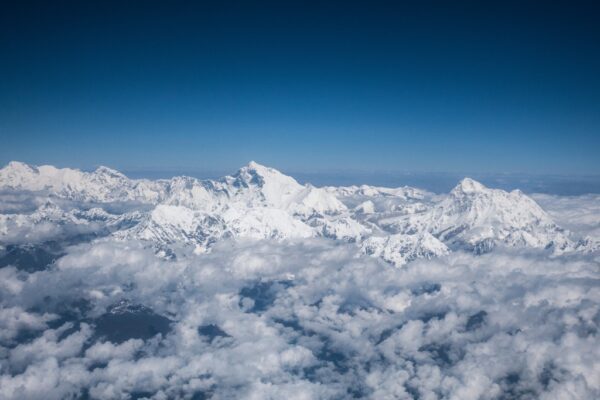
0,236,598,399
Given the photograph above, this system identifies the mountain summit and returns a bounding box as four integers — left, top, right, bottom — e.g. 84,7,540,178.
231,161,298,188
451,177,487,195
392,176,570,253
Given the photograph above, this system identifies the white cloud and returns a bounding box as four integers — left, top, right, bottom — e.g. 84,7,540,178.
532,193,600,238
0,235,597,399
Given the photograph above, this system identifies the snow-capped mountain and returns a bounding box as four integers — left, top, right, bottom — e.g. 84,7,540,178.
224,161,346,215
377,178,572,253
123,162,346,246
361,232,449,266
0,161,594,266
0,161,167,203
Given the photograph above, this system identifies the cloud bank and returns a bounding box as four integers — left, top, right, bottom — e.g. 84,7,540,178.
0,237,598,399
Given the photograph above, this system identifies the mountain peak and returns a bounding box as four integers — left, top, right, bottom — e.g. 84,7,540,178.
246,160,263,170
240,161,278,176
233,162,299,188
452,177,487,195
0,161,39,187
94,165,127,178
4,161,36,173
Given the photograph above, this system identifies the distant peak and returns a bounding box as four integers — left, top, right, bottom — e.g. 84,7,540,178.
452,177,487,194
4,161,36,172
232,161,299,188
242,161,273,173
237,161,283,177
94,165,126,177
246,160,262,169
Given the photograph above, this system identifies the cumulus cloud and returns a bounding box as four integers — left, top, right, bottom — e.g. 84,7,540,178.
532,193,600,238
0,235,598,399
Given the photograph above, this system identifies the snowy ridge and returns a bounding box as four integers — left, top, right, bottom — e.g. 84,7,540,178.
0,161,596,265
0,161,167,203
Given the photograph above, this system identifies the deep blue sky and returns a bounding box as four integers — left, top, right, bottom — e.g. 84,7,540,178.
1,0,599,175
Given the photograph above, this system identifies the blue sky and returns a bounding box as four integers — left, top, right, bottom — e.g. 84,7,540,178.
1,1,599,175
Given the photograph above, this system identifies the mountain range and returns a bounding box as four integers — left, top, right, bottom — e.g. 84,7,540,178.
0,161,594,266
